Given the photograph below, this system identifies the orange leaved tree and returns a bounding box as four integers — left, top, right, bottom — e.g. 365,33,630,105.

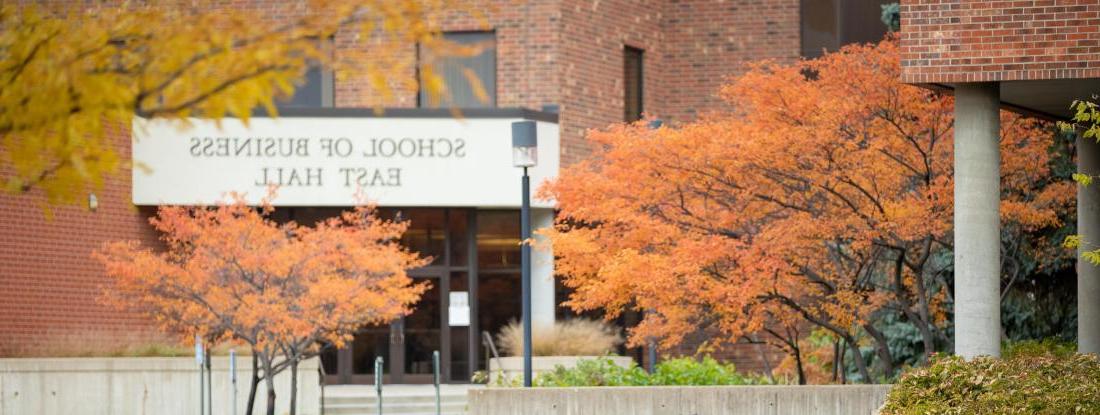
541,39,1073,383
95,197,427,414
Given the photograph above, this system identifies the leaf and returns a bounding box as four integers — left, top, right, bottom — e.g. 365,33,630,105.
1072,173,1094,186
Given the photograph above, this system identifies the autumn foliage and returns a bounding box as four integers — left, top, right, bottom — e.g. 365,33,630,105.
541,39,1073,383
1,1,481,205
95,196,426,413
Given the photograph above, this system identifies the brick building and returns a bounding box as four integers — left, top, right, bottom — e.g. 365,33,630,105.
898,0,1100,357
0,0,893,383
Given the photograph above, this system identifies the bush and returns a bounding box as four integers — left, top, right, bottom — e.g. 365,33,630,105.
880,352,1100,414
497,318,622,357
532,356,774,387
1002,338,1076,359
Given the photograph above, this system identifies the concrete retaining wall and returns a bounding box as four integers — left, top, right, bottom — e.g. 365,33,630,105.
488,356,636,384
469,385,892,415
0,356,321,415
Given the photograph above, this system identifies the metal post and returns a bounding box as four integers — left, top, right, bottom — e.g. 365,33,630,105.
374,357,383,415
646,120,662,375
433,350,441,415
521,168,533,387
230,349,237,415
205,346,212,415
198,359,204,415
196,337,204,415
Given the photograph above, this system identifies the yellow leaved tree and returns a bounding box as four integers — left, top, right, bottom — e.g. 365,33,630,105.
1062,99,1100,266
0,1,481,206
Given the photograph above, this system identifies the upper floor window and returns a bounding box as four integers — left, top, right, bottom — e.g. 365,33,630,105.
419,31,497,108
277,39,334,108
801,0,893,59
624,46,644,122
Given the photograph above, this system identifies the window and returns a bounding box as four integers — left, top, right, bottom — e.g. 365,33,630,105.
624,46,644,122
277,39,334,108
801,0,893,59
419,31,496,108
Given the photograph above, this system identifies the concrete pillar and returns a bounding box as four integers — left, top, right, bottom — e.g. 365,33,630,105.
531,209,556,331
953,82,1002,358
1079,133,1100,354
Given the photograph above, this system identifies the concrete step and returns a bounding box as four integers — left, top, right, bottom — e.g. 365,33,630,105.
324,401,467,415
323,384,477,415
325,394,467,404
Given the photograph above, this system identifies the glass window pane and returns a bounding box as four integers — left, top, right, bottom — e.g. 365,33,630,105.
278,65,325,108
477,211,520,269
624,47,644,122
840,0,892,45
420,32,496,108
384,208,447,266
449,209,469,266
320,344,339,375
801,0,839,58
352,329,390,375
477,271,520,366
286,207,345,226
405,279,441,374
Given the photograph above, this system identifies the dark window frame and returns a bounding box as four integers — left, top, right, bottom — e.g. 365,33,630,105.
623,45,644,122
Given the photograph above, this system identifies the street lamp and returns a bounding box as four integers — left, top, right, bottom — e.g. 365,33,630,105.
511,120,537,387
646,118,661,373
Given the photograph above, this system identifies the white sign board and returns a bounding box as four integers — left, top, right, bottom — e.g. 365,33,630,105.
448,291,470,327
132,116,559,208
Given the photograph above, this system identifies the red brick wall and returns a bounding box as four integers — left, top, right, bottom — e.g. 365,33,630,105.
900,0,1100,83
1,1,800,363
556,0,664,163
0,131,164,357
657,0,801,121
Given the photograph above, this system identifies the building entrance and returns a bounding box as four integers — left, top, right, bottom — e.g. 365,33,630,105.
312,208,523,384
328,269,448,384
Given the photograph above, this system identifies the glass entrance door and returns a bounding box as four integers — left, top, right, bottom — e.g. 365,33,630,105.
322,208,479,384
394,269,445,383
330,270,446,384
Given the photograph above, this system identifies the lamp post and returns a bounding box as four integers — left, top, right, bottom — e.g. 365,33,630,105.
645,118,661,373
511,120,537,387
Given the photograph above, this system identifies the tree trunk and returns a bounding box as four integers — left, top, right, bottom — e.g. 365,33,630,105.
839,339,847,384
289,358,299,415
263,356,277,415
863,324,896,380
793,344,807,385
832,341,841,383
246,352,260,415
843,334,872,383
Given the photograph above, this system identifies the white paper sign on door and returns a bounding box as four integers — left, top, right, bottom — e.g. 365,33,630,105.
448,291,470,326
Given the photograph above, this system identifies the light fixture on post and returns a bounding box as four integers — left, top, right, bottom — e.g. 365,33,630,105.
511,120,537,387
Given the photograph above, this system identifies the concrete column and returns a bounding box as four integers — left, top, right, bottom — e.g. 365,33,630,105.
531,209,556,331
1079,133,1100,354
953,82,1002,358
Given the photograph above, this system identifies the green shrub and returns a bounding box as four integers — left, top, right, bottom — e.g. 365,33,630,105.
532,356,773,387
1002,338,1077,360
881,352,1100,415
